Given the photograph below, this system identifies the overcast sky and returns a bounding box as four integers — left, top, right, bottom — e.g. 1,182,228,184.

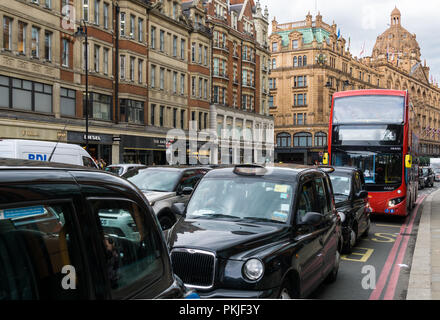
258,0,440,85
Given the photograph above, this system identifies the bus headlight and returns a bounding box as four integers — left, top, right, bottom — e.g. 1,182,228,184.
243,259,264,281
388,196,406,207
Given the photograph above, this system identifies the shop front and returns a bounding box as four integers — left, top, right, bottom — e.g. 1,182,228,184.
67,131,114,166
120,135,167,165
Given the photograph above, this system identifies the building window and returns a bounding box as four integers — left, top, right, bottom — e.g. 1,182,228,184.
137,18,143,42
269,95,274,108
180,110,185,129
62,38,69,67
173,36,177,57
213,86,219,104
88,92,112,120
83,0,89,21
138,59,143,84
293,132,312,147
272,42,278,52
277,133,291,148
180,74,185,95
173,72,177,94
159,68,164,90
294,76,307,88
103,48,109,75
272,58,276,70
150,104,155,125
151,26,156,49
191,76,196,96
294,93,307,106
292,40,298,49
94,45,100,72
130,15,135,39
94,0,100,25
159,30,164,52
44,31,52,62
314,132,327,147
60,87,76,117
121,99,144,124
129,56,135,81
103,2,109,29
31,27,40,58
120,12,126,36
159,106,164,127
303,55,307,66
180,39,185,59
18,22,27,54
150,65,156,87
120,55,126,79
173,108,177,128
204,79,208,99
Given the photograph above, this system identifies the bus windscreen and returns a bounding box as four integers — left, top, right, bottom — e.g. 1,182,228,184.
333,95,405,124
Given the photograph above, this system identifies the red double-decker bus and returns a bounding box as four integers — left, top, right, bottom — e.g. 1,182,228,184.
324,90,418,217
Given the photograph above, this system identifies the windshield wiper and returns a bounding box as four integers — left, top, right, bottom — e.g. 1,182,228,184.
333,193,349,196
241,217,285,224
195,214,242,220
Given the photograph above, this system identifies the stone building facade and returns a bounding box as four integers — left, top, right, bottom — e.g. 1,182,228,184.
270,8,440,164
0,0,274,165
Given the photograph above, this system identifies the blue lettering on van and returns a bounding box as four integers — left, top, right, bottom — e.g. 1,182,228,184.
28,154,47,161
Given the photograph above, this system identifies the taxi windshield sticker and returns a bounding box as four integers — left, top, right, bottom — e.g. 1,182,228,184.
274,184,289,193
0,206,46,220
272,211,288,222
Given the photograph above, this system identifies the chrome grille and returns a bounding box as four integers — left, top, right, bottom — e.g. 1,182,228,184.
171,249,215,289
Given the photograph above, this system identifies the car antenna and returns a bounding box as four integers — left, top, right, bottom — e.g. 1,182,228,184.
48,121,69,162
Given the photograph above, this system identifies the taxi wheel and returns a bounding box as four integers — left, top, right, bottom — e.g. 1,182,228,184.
278,281,298,299
343,226,357,254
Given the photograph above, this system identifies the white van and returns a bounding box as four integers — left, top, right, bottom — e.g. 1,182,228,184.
0,139,98,168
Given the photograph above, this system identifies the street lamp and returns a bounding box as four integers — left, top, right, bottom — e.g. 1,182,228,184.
74,21,89,153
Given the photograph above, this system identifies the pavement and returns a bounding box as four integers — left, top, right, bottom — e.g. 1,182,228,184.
407,187,440,300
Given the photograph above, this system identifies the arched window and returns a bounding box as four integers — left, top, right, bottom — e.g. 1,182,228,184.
314,132,327,147
293,132,312,147
298,56,302,67
272,58,277,70
303,55,307,66
277,132,291,148
293,56,298,67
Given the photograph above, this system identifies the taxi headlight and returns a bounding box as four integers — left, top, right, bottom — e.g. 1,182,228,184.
243,258,264,281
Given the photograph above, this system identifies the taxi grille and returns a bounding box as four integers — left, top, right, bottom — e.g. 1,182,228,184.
171,249,215,288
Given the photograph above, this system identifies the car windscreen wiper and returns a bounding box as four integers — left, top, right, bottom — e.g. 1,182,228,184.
195,214,242,220
241,217,285,224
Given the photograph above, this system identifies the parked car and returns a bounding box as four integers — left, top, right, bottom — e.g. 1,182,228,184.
105,164,145,176
434,168,440,182
421,167,435,188
327,166,370,253
122,166,210,230
0,139,98,168
418,167,425,189
167,164,343,299
0,158,188,300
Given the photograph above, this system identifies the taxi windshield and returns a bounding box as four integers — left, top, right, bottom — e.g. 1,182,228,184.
186,178,294,224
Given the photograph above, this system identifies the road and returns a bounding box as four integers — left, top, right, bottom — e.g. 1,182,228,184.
311,183,438,300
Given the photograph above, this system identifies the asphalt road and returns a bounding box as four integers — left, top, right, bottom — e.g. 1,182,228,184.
311,183,438,300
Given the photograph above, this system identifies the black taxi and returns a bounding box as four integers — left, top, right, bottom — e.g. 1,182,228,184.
326,166,370,253
167,164,343,299
0,159,187,300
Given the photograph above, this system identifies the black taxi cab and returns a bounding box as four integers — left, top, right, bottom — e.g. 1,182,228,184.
0,159,187,300
167,164,343,299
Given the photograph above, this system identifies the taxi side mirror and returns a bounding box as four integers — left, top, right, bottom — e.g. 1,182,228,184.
405,155,412,169
322,153,329,165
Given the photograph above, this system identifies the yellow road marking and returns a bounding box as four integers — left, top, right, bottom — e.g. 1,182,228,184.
342,247,374,263
375,224,402,228
371,233,398,243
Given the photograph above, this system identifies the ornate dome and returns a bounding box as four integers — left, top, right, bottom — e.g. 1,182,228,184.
372,7,421,63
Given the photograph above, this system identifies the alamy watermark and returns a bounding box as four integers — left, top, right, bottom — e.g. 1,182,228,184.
165,121,274,166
